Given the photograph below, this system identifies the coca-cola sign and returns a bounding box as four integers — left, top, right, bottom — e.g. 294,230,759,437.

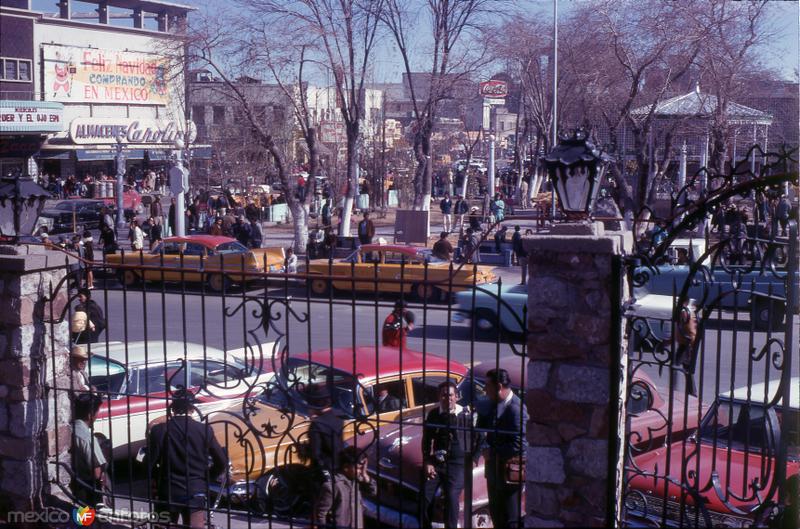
479,80,508,99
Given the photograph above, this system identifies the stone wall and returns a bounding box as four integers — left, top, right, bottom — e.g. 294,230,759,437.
0,245,74,519
523,233,629,527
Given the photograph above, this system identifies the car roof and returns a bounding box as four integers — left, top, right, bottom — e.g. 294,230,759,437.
360,244,423,257
724,377,799,409
161,235,237,248
290,347,467,381
88,341,228,365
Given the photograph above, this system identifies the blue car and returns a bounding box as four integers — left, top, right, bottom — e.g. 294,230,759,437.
633,264,796,330
453,283,528,338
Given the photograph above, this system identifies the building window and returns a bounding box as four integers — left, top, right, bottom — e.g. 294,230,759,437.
213,106,225,124
0,58,32,82
192,106,205,125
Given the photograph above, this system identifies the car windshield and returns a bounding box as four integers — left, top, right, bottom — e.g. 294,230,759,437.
88,355,127,395
698,398,798,453
262,357,367,417
213,241,248,255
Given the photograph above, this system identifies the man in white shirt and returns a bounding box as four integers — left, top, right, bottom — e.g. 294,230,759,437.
131,220,144,251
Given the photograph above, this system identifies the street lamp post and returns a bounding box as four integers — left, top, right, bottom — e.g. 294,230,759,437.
114,132,126,229
173,138,187,237
487,133,496,199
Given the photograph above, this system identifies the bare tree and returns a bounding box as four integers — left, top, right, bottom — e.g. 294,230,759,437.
249,0,384,236
185,12,310,251
380,0,497,210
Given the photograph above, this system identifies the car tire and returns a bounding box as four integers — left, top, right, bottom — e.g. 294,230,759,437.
309,277,331,296
752,297,785,331
414,282,439,303
116,269,140,288
207,273,232,293
473,308,500,339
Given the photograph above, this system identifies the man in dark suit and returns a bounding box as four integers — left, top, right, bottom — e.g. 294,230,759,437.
477,368,528,528
375,386,401,413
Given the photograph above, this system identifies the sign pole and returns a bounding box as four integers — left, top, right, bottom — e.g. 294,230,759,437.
173,142,186,237
115,134,126,229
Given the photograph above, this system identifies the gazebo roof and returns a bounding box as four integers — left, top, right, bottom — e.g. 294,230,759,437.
632,84,773,125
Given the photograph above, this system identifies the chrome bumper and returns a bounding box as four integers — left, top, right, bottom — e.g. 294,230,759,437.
207,480,253,507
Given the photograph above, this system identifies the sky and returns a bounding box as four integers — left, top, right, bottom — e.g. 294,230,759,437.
29,0,800,81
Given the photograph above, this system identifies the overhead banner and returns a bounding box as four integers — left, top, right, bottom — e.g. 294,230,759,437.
43,44,171,105
69,118,196,145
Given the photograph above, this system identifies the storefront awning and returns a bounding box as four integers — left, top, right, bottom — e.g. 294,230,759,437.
76,149,145,161
37,151,72,160
146,146,212,161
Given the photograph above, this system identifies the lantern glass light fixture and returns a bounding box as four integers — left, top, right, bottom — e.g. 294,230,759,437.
0,177,51,241
544,130,612,220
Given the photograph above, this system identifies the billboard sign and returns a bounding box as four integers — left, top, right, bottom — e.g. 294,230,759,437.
479,80,508,99
0,100,64,133
43,44,171,105
319,120,346,143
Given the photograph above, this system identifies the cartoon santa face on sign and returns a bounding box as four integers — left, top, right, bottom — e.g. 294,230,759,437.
52,52,74,98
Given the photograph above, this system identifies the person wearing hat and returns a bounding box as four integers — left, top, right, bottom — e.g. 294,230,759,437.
69,345,92,394
477,368,528,528
382,299,416,349
73,288,106,344
468,206,483,232
148,389,228,529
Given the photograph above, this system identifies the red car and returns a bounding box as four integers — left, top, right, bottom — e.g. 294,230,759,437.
625,378,800,527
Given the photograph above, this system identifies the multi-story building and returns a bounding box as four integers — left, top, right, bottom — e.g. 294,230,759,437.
0,0,194,180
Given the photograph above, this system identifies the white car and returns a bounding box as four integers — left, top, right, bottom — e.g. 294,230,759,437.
87,340,275,460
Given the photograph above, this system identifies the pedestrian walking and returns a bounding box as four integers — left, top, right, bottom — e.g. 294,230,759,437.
167,197,176,237
312,446,376,529
71,393,108,507
490,193,505,224
440,194,453,233
494,225,508,253
454,195,469,234
130,219,144,251
357,212,375,246
382,300,415,349
776,195,791,236
72,287,106,344
233,216,251,247
421,380,481,529
463,228,481,264
82,230,95,289
149,217,163,250
477,368,528,529
101,206,114,231
249,218,263,248
285,247,298,273
209,217,223,236
322,198,332,228
150,196,164,223
511,226,528,285
99,224,117,255
148,389,228,529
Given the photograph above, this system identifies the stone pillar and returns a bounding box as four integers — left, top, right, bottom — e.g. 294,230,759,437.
0,246,74,520
523,231,629,527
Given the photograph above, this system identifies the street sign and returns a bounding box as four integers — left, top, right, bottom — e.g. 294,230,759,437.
169,166,189,194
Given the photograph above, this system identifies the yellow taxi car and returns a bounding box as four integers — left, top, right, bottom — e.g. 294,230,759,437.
107,235,285,292
306,243,495,300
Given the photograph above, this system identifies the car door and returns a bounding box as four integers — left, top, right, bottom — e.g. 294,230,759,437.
178,242,207,282
144,241,181,281
379,251,415,293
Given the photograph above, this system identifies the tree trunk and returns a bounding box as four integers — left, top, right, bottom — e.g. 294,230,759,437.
412,124,433,210
340,129,359,236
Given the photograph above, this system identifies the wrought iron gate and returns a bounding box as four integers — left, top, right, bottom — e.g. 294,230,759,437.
621,147,799,528
43,241,528,529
